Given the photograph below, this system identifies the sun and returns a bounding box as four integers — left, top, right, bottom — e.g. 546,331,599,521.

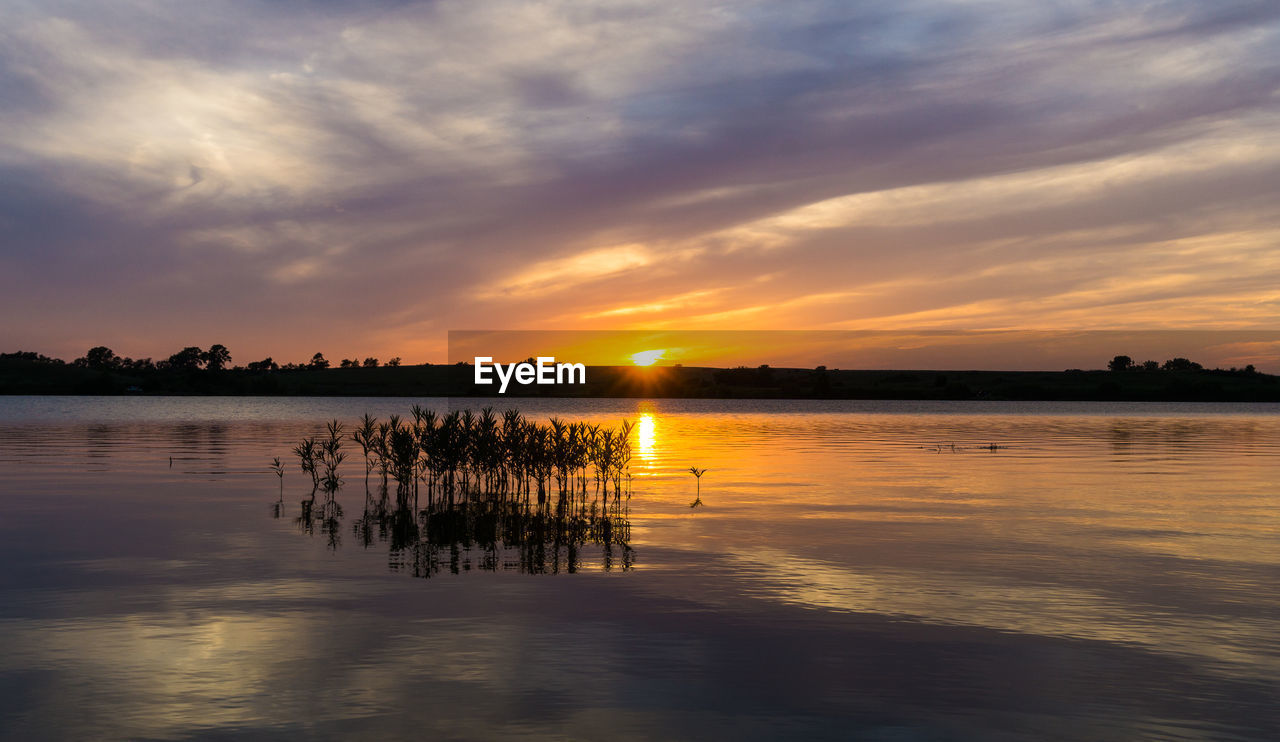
630,349,666,366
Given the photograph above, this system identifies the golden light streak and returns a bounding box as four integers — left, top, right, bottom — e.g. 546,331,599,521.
635,413,656,461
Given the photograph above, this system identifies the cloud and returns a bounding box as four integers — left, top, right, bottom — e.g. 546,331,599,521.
486,244,656,297
1,0,1278,362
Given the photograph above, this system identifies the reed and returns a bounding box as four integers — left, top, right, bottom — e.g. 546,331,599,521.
688,466,707,507
352,414,378,483
287,406,637,511
292,437,320,488
319,419,346,492
269,456,286,518
282,405,639,574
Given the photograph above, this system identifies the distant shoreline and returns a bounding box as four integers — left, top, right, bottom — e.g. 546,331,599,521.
2,360,1277,402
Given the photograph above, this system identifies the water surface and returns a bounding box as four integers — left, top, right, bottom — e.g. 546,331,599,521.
1,396,1277,740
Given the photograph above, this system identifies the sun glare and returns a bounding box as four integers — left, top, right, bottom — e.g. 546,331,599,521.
630,349,666,366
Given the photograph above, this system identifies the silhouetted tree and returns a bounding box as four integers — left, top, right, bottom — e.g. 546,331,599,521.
247,357,278,372
1163,357,1202,371
1141,360,1159,371
362,357,379,368
340,358,358,368
1108,355,1134,372
203,344,231,372
309,353,330,370
2,351,64,365
77,346,120,370
812,365,830,394
168,346,205,371
387,357,401,367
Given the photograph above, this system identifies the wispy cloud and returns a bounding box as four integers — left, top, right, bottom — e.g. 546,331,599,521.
1,0,1278,362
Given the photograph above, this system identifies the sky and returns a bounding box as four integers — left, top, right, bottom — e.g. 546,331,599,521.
1,0,1279,367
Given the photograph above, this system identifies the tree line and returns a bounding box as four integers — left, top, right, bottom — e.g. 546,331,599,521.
0,346,403,372
1107,355,1256,374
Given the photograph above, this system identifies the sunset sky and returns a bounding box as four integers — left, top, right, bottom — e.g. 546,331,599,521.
2,1,1279,366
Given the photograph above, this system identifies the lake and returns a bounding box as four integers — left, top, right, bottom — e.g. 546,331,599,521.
1,396,1277,740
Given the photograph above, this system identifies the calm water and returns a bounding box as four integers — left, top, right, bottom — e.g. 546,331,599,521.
1,396,1278,741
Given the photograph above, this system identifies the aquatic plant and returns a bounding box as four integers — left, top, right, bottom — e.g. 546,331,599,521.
293,437,320,488
319,419,345,492
289,406,636,512
352,414,378,483
688,466,707,507
283,404,641,575
268,456,287,518
270,456,285,491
